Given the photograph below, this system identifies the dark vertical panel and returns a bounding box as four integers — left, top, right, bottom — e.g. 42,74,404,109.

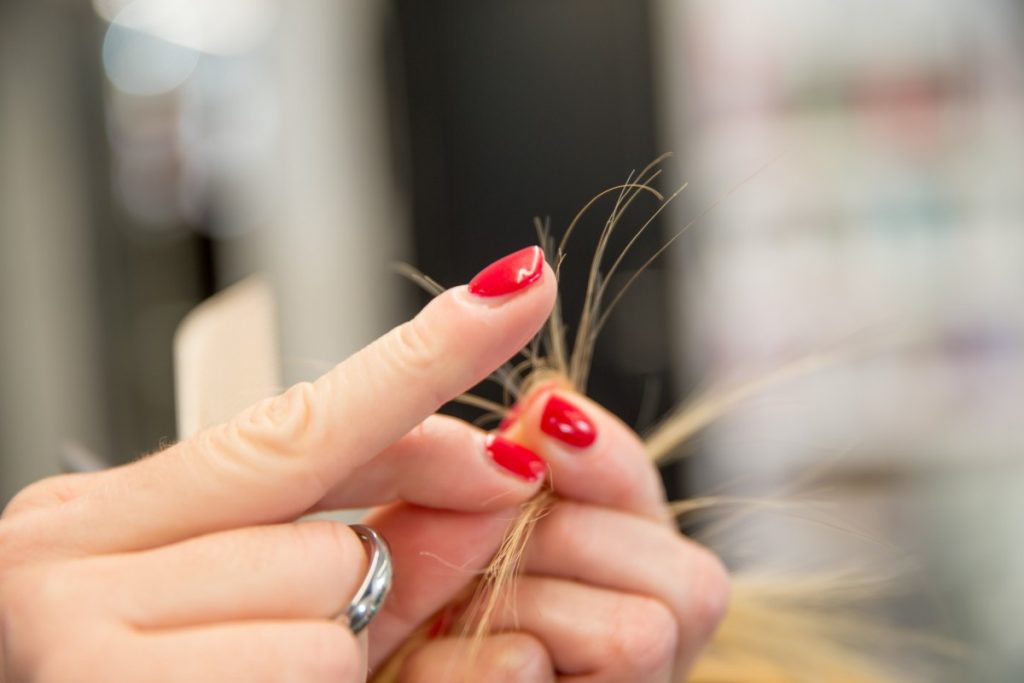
392,0,686,495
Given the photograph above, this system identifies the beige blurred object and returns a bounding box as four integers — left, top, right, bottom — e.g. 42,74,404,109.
253,0,408,384
174,276,366,525
173,277,280,439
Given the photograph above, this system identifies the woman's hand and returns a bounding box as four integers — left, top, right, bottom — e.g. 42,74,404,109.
399,388,731,682
0,248,557,682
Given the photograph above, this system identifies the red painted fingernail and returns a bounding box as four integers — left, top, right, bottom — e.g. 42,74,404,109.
427,603,460,639
427,597,470,639
426,614,447,639
541,394,597,448
485,434,546,481
468,246,544,297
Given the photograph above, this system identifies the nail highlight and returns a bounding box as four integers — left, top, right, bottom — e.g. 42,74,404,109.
541,394,597,448
485,434,546,481
468,246,544,297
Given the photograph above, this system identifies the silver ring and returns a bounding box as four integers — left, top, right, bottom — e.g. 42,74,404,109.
341,524,393,634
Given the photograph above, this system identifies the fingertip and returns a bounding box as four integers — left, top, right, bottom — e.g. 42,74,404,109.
484,433,548,487
432,428,545,513
510,383,639,458
506,385,665,516
495,379,562,441
396,418,545,512
448,259,557,317
425,417,550,509
465,246,550,300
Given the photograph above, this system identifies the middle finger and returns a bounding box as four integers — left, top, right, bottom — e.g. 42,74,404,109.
503,387,667,520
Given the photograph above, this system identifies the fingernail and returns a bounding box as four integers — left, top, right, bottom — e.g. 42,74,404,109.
427,594,472,639
485,434,546,481
541,394,597,448
468,246,544,297
427,602,463,639
426,614,448,639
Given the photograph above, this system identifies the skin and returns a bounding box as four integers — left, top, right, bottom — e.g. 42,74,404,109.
400,387,731,682
0,259,729,682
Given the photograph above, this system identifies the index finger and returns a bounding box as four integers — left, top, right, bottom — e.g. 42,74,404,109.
35,248,555,555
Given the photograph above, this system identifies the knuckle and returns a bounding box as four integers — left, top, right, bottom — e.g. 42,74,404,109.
381,317,446,404
544,501,585,542
296,521,365,575
687,546,731,639
486,633,551,682
0,554,114,682
659,536,731,641
196,381,331,500
1,565,77,672
609,596,678,674
538,502,570,543
0,518,35,572
395,316,439,374
4,473,95,519
231,381,326,458
596,453,647,510
2,479,54,519
536,503,595,561
3,567,54,623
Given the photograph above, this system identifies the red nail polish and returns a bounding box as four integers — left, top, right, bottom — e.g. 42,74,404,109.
427,605,458,639
485,434,546,481
427,599,470,639
427,616,447,639
468,246,544,297
541,395,597,448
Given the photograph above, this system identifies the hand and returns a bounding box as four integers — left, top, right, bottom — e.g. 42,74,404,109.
0,248,557,682
399,388,731,682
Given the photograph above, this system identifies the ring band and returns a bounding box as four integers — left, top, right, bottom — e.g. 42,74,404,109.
341,524,393,634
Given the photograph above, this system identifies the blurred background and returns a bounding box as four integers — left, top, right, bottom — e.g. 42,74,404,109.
2,1,1023,679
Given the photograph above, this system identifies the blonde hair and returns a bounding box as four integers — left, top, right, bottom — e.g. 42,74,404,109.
375,158,953,682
